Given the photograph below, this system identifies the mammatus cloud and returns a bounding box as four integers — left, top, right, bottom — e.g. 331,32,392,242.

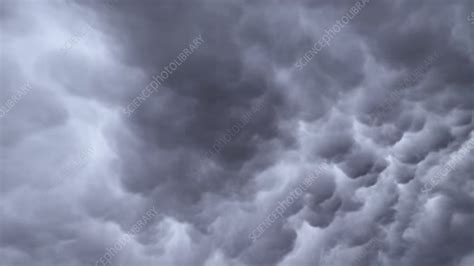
0,0,473,266
249,163,328,243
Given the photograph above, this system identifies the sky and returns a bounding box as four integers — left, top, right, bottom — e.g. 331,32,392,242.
0,0,473,265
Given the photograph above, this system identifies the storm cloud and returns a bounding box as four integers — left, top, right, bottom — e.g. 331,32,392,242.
1,0,473,266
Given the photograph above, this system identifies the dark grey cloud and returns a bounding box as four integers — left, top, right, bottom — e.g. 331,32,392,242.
1,0,473,266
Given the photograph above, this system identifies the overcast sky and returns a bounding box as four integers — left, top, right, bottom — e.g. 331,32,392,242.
1,0,473,265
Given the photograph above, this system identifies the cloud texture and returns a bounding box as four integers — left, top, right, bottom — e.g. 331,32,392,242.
1,0,473,265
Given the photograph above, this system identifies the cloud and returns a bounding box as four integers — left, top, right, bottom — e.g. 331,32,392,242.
1,0,473,265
